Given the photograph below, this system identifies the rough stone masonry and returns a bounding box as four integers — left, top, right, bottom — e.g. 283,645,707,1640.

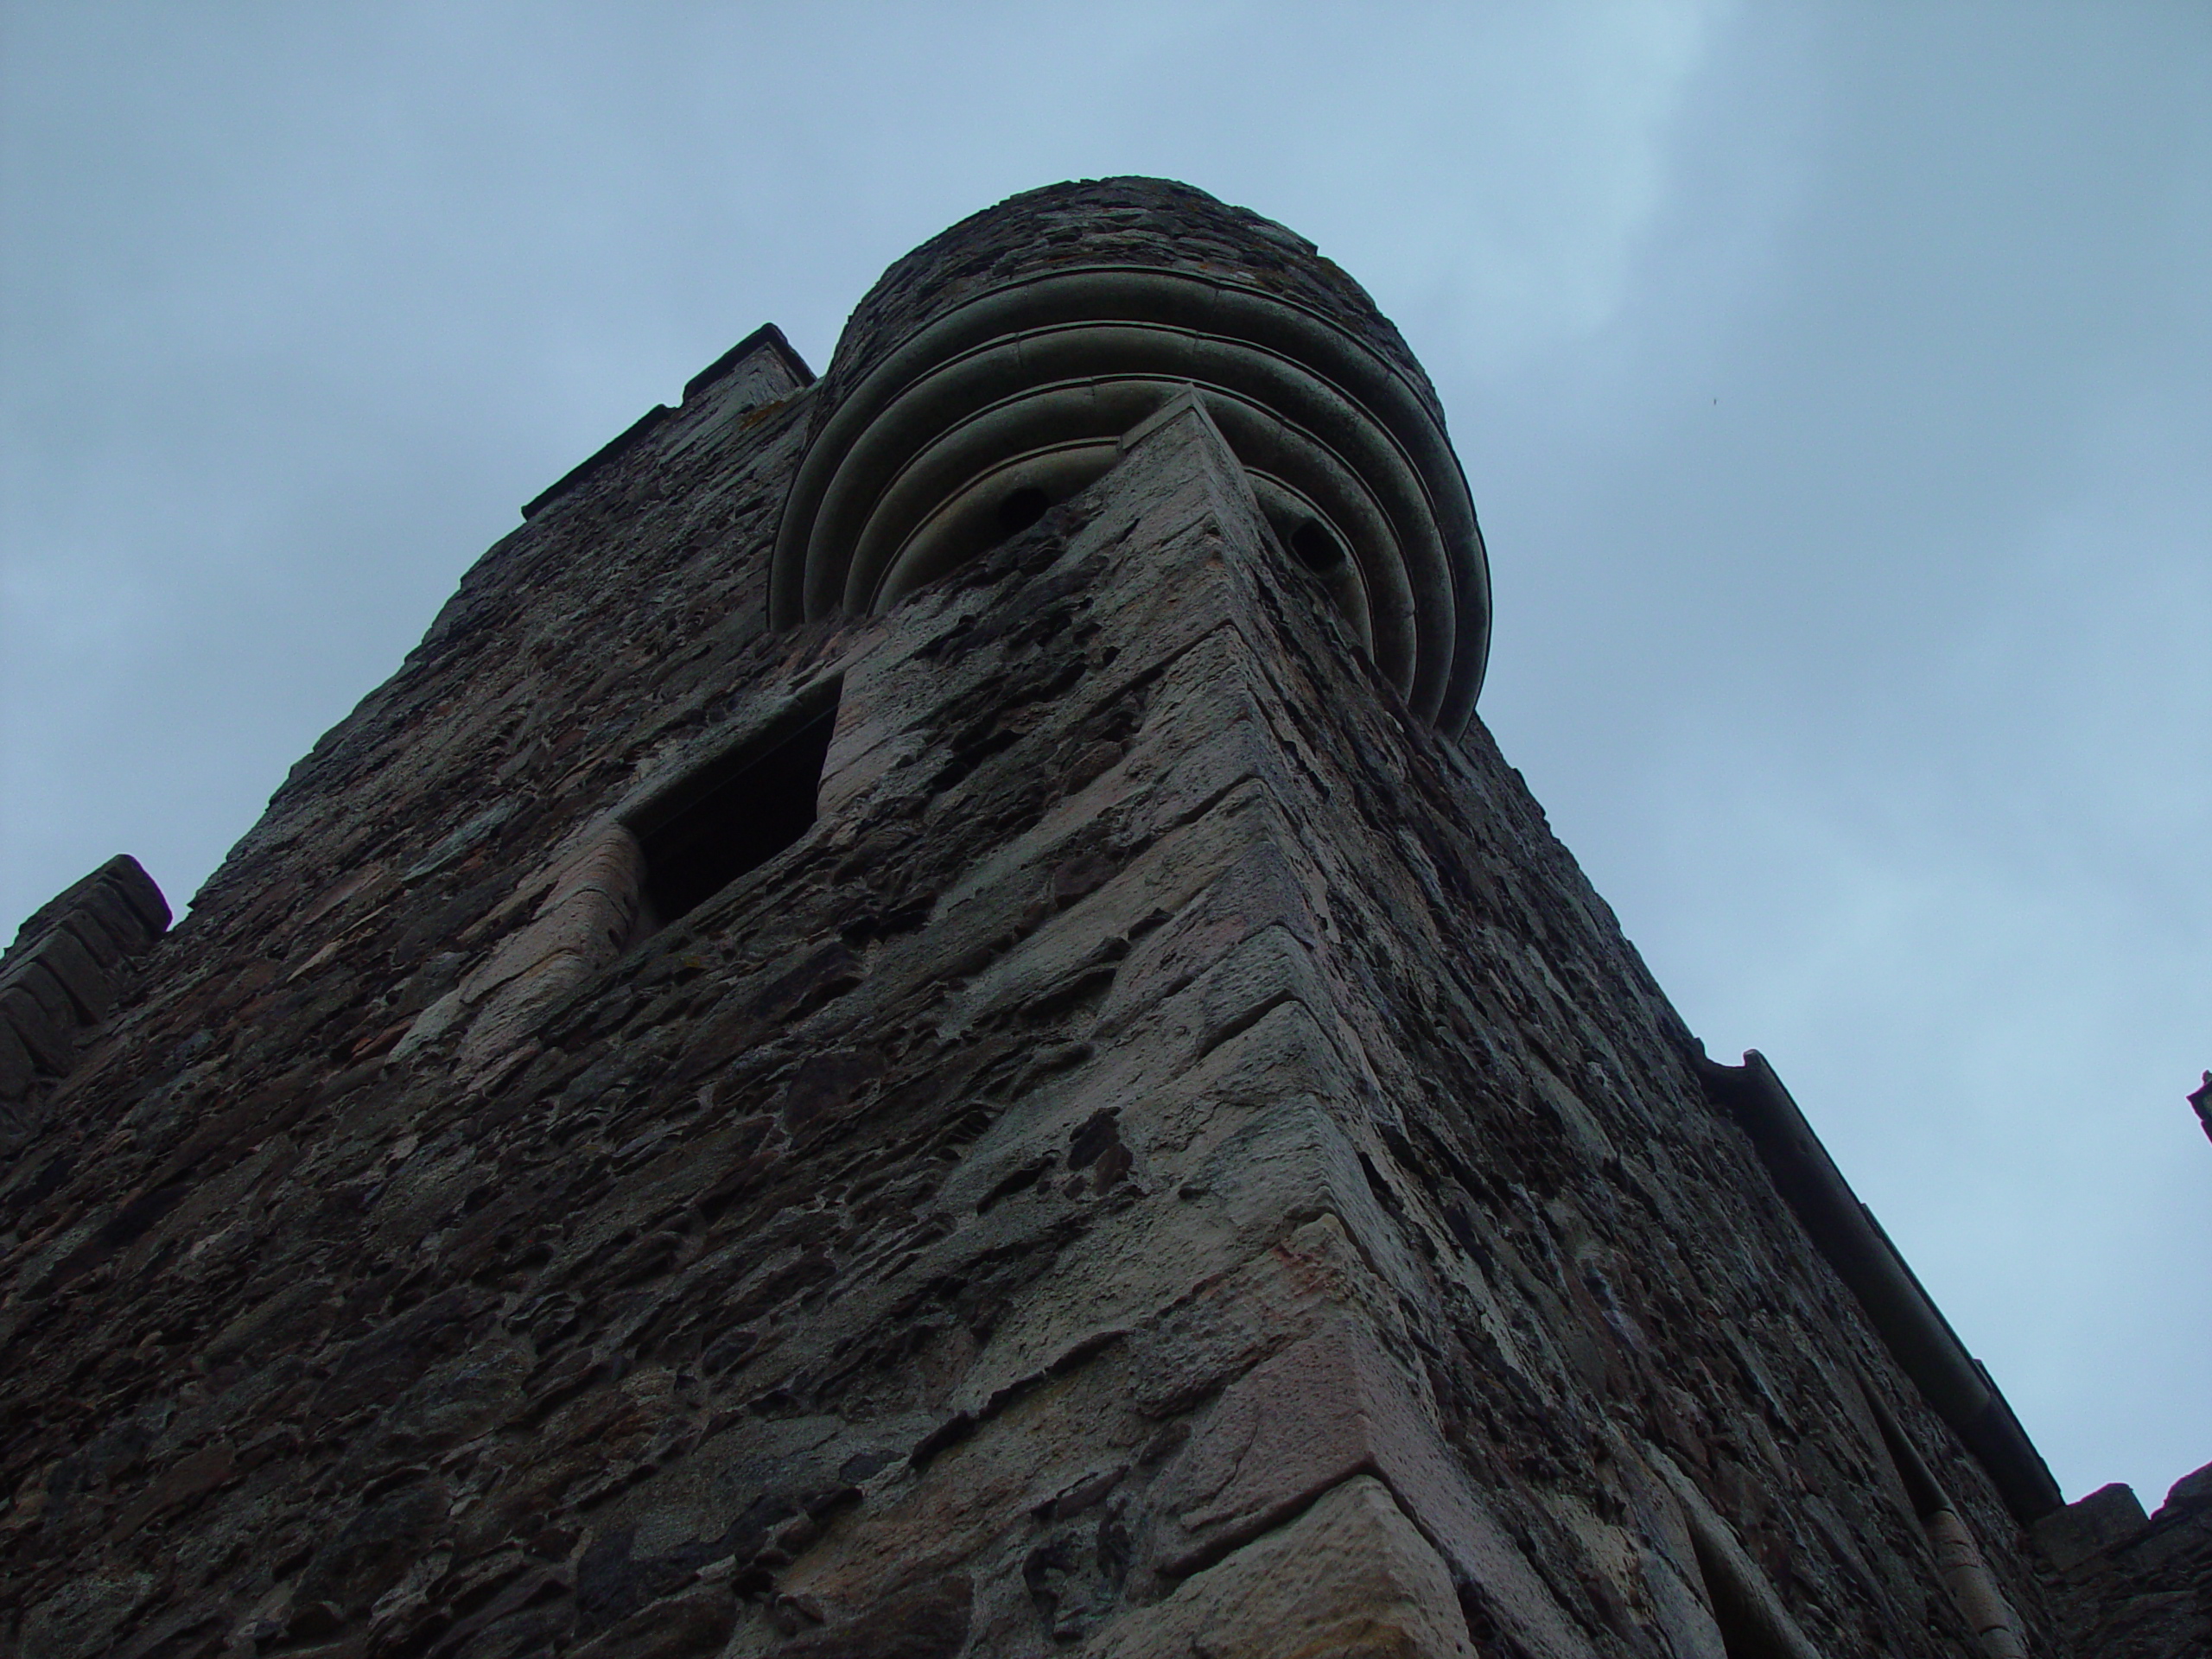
0,179,2199,1659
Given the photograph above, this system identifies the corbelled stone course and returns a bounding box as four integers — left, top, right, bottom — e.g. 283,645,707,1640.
809,179,1438,429
773,179,1491,732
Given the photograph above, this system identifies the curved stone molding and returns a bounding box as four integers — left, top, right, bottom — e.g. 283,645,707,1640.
773,179,1491,732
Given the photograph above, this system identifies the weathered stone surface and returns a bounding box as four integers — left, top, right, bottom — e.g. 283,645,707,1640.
2034,1480,2149,1573
1080,1476,1475,1659
2044,1462,2212,1658
1145,1315,1594,1657
0,186,2138,1659
0,855,169,1131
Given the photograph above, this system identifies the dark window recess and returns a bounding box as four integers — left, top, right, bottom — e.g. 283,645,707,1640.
997,486,1050,536
629,690,840,931
1290,518,1346,573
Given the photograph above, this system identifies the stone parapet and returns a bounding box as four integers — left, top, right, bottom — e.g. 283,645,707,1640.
0,855,168,1136
2038,1465,2212,1657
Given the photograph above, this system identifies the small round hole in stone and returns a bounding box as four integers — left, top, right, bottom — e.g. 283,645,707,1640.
997,487,1050,535
1291,519,1346,573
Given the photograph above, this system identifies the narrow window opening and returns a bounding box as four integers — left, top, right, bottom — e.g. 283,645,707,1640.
997,486,1050,535
626,683,841,936
1290,518,1346,573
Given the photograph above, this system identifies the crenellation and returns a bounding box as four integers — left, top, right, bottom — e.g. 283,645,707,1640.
0,855,172,1146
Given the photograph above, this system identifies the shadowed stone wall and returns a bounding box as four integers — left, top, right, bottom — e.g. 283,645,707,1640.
2,856,170,1146
2035,1465,2212,1657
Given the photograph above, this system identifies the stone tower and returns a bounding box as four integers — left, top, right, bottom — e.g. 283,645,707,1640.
3,179,2193,1659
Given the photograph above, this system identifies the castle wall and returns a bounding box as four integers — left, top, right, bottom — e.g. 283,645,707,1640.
2037,1468,2212,1656
0,328,2079,1656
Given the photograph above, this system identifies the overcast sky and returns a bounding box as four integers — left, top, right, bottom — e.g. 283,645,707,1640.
3,3,2206,1508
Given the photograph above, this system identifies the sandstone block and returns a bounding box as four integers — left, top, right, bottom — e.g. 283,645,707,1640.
1148,1315,1596,1659
1081,1474,1475,1659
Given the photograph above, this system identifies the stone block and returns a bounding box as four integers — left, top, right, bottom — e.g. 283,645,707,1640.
1081,1475,1475,1659
462,826,644,1006
938,779,1283,1040
2160,1459,2212,1516
1122,1214,1390,1417
1187,1091,1433,1309
56,905,131,970
0,1013,36,1100
1090,839,1325,1041
100,852,172,936
1148,1316,1596,1659
773,1359,1144,1627
0,976,73,1071
2034,1481,2150,1570
923,990,1400,1408
29,924,117,1022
